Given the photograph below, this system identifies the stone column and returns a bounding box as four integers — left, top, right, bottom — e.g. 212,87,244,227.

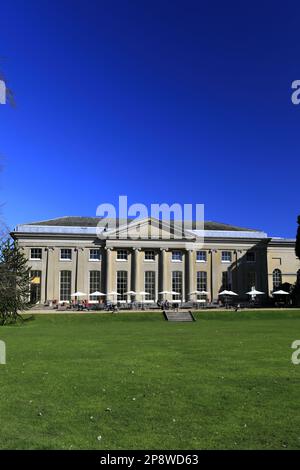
209,249,217,302
132,248,141,296
234,250,243,295
44,247,49,303
186,250,194,301
76,247,85,294
46,247,55,302
159,248,168,295
74,247,79,293
105,247,112,294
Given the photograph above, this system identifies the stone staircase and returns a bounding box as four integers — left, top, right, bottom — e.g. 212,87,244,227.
163,310,196,322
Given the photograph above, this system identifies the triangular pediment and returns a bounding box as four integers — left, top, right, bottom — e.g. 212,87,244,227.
100,217,196,241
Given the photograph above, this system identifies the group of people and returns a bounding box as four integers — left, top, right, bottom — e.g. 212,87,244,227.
157,299,179,310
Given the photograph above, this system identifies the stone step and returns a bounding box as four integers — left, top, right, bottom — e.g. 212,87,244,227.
163,311,195,322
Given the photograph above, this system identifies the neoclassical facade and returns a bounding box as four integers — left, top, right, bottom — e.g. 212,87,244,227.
11,216,300,304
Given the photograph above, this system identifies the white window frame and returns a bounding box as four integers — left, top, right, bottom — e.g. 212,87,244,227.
30,248,42,260
60,248,72,261
89,249,101,261
221,251,232,263
172,250,182,262
196,251,207,263
144,250,155,261
116,249,128,261
144,271,156,300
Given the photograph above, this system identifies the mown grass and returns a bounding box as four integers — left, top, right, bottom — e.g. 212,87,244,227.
0,310,300,449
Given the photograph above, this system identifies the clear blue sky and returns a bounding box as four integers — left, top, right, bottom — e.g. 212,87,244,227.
0,0,299,237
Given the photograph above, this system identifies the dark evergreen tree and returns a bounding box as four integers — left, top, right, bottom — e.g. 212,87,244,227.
296,215,300,260
291,216,300,306
0,239,32,325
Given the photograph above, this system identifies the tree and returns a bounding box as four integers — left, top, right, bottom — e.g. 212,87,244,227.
291,216,300,306
0,239,32,325
296,215,300,260
0,63,15,106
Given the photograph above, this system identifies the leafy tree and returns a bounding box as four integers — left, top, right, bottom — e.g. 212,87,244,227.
291,216,300,306
296,215,300,260
0,64,15,106
0,239,32,325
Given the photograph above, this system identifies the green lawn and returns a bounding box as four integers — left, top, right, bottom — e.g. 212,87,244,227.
1,310,300,450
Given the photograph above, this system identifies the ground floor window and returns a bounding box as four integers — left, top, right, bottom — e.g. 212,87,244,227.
89,271,101,300
172,271,183,300
60,270,72,301
117,270,128,301
197,271,207,293
273,269,282,290
30,270,42,303
222,271,232,290
145,271,155,300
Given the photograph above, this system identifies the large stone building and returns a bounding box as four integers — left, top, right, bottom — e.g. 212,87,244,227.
11,216,300,305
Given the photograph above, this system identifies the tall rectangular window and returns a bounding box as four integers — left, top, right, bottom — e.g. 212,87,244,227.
30,248,42,260
197,271,207,292
60,271,71,301
117,271,128,301
196,251,206,262
222,271,232,290
172,271,183,299
30,270,42,303
89,271,101,300
221,251,232,263
145,271,155,300
60,249,72,260
89,249,101,261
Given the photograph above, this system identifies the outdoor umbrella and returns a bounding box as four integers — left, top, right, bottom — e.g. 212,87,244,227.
246,289,265,295
158,291,170,300
107,291,120,303
71,291,87,306
170,291,181,303
196,290,209,303
246,288,264,299
89,291,106,304
218,290,237,307
126,290,136,302
272,290,290,295
71,291,87,297
139,291,150,303
189,290,202,300
218,290,236,296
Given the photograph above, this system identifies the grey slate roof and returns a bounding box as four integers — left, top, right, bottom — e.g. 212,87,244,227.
25,216,259,232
